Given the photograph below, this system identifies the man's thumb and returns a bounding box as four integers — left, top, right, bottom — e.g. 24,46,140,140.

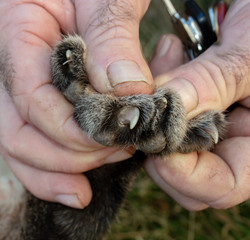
74,0,154,96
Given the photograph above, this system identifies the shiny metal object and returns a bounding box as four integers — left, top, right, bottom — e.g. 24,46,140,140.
162,0,204,58
162,0,226,59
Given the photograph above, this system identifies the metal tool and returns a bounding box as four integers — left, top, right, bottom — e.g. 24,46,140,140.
162,0,204,58
162,0,228,59
184,0,217,51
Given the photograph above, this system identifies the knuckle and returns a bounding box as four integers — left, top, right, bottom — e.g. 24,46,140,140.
84,0,140,42
217,46,250,103
93,0,138,26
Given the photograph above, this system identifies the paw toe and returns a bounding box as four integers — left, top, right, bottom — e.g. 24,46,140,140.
118,106,140,130
179,111,226,153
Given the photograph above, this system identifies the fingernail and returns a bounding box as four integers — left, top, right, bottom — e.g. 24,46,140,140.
55,194,84,209
157,78,198,113
155,35,172,58
107,60,148,87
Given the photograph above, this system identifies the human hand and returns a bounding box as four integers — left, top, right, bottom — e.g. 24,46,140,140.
145,0,250,210
0,0,151,208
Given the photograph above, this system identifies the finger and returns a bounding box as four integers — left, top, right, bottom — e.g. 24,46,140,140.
148,151,236,208
7,37,97,151
149,137,250,210
74,0,154,96
149,34,185,77
144,158,209,211
6,156,92,209
211,137,250,208
0,0,77,37
154,53,227,117
0,89,132,172
42,0,77,34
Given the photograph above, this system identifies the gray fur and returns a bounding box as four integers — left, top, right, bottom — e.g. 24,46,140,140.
0,35,226,240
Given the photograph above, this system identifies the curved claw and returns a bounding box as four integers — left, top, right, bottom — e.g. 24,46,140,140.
204,124,219,144
208,126,219,144
118,106,140,130
63,49,73,65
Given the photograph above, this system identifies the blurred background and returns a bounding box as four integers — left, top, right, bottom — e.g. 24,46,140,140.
107,1,250,240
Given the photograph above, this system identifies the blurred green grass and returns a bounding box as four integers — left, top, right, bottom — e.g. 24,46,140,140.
107,1,250,240
108,171,250,240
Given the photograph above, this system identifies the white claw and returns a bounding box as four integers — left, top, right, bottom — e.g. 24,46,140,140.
162,98,168,105
206,125,219,144
211,127,219,144
63,50,72,65
129,108,140,130
118,107,140,130
66,49,72,59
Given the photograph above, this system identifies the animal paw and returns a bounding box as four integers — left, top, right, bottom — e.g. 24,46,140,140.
178,111,226,153
73,88,187,154
51,35,227,156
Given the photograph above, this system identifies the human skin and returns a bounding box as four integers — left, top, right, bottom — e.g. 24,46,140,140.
0,0,152,208
146,0,250,210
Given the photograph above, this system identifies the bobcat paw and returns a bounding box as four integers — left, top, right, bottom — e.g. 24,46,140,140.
51,35,227,156
178,111,226,153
